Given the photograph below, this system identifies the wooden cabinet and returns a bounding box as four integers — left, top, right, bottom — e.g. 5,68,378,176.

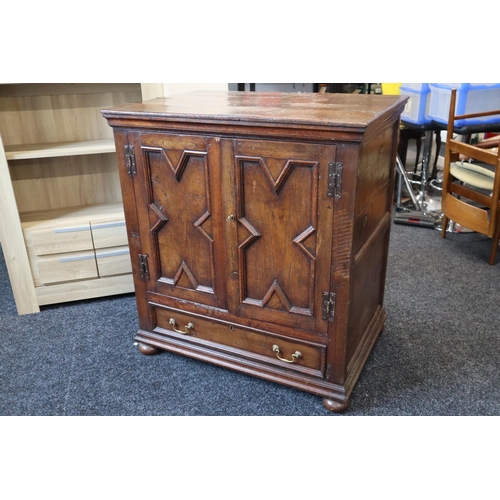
102,91,407,411
0,84,174,314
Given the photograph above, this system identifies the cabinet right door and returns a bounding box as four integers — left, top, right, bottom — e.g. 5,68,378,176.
221,138,336,333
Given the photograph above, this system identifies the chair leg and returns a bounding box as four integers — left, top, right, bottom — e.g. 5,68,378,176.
441,215,448,238
489,216,500,265
414,137,422,174
430,131,441,180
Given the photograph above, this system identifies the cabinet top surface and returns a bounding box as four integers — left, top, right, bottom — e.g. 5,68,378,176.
102,91,407,130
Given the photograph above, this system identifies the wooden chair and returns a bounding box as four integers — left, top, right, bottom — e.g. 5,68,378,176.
441,89,500,264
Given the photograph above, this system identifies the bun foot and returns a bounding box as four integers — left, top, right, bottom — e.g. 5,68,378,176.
137,342,161,356
323,397,351,413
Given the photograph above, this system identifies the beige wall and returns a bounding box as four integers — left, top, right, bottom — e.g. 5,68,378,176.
141,83,228,101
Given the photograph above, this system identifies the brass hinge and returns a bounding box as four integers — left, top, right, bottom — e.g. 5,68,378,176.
125,144,137,175
322,292,336,322
138,254,149,279
327,162,343,198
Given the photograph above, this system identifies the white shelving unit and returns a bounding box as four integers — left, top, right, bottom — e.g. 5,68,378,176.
0,83,161,314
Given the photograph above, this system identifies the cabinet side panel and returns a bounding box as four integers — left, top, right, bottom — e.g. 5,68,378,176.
346,222,389,366
354,123,394,220
0,136,39,314
346,119,399,368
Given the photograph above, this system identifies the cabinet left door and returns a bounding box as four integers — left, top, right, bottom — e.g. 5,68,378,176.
128,131,228,311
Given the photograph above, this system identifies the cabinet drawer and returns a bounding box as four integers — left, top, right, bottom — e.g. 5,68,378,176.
91,219,128,249
154,308,326,376
35,250,98,285
27,223,94,256
96,246,132,277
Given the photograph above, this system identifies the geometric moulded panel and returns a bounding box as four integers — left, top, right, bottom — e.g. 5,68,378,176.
235,154,319,316
143,145,215,294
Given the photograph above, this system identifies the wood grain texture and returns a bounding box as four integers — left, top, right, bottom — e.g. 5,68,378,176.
35,250,98,285
27,222,94,256
91,218,128,249
0,83,141,98
102,91,405,129
10,154,122,213
35,274,134,306
134,133,220,309
154,306,326,377
96,246,132,277
233,138,334,332
0,88,142,146
21,203,129,287
140,83,166,101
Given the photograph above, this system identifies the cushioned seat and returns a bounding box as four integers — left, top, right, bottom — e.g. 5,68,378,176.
450,161,495,191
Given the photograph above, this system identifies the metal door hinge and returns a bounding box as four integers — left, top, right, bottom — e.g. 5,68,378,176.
327,162,343,198
322,292,336,322
125,145,137,175
138,254,149,279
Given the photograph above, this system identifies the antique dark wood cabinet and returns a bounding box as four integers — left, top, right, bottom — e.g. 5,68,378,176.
102,91,407,412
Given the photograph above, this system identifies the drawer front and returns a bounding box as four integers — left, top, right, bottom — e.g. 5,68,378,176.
35,250,98,285
91,219,128,249
27,224,94,256
96,246,132,277
153,307,326,377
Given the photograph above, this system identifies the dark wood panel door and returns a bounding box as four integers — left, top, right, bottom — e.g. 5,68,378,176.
221,138,336,332
131,132,227,310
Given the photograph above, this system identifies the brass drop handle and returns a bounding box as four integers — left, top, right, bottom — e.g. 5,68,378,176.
169,318,194,334
272,344,302,363
226,214,235,221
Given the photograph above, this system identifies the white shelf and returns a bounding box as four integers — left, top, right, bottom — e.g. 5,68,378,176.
5,139,116,161
20,202,125,227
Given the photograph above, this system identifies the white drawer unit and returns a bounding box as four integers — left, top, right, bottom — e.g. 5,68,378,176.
20,203,134,304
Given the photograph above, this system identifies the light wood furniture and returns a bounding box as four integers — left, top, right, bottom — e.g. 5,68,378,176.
102,91,407,412
441,89,500,264
0,83,163,314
